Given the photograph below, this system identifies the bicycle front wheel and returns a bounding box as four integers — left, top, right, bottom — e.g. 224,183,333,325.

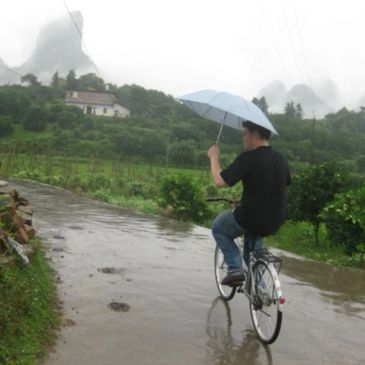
249,260,283,344
214,245,236,301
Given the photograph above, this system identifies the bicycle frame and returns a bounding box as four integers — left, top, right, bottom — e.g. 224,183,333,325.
233,237,285,312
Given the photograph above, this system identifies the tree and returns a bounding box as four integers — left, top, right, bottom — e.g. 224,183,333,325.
169,140,198,166
252,96,269,114
66,70,78,90
322,185,365,257
22,105,48,132
296,103,303,119
48,103,85,129
0,116,14,137
78,73,105,91
21,73,40,86
357,156,365,173
158,174,210,223
51,71,59,87
288,162,349,244
284,101,296,120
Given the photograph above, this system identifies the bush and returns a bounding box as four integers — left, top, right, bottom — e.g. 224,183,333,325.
322,185,365,255
23,105,48,132
0,117,14,138
288,162,349,244
158,174,210,223
87,174,113,191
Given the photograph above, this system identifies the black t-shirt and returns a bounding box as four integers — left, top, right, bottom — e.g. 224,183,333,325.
220,146,291,236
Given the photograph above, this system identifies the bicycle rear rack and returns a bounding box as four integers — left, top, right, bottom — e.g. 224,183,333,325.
253,249,283,273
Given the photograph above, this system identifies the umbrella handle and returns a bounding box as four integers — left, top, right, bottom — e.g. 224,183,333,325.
215,112,227,144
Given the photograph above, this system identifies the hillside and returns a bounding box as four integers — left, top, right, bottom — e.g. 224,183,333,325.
1,79,365,176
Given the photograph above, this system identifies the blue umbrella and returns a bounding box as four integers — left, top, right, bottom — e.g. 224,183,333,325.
178,89,278,143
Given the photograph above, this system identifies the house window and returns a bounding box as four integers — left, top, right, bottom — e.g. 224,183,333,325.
103,107,108,114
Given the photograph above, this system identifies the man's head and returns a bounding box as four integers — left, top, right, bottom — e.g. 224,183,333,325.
241,121,270,151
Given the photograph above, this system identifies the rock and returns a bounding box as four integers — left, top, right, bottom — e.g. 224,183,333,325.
24,225,35,239
0,180,8,187
17,205,33,215
16,210,33,226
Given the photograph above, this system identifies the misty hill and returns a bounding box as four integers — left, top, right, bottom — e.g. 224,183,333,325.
0,11,94,85
257,81,287,113
286,84,332,118
358,94,365,109
259,80,333,118
315,78,340,110
0,58,15,84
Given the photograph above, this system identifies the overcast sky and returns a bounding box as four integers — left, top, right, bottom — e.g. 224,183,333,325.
1,0,364,105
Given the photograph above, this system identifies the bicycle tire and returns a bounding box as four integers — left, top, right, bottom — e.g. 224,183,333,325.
249,260,282,344
214,245,236,301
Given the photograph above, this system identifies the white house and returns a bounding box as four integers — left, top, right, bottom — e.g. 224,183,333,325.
64,90,130,118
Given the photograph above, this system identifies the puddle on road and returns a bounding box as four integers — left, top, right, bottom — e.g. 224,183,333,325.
8,180,365,365
282,255,365,317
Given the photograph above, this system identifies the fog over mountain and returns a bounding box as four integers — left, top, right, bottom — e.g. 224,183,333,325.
358,95,365,109
258,79,341,118
1,9,364,118
0,11,94,84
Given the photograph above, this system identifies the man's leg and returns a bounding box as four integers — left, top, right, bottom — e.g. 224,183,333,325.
243,233,264,265
212,211,245,285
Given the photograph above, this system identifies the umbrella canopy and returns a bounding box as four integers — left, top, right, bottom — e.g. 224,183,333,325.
178,89,278,142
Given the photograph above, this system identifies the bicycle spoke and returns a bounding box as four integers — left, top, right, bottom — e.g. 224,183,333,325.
249,261,282,344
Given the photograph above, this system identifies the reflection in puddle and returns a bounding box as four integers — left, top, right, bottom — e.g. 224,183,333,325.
206,298,273,365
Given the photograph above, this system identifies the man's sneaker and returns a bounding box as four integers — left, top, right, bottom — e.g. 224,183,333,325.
221,271,245,286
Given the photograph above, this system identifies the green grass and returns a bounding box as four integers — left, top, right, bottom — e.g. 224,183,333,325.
1,124,53,142
267,221,365,269
1,153,363,270
0,240,60,365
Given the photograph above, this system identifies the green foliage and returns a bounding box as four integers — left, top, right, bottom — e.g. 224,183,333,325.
66,69,78,90
356,155,365,173
21,73,40,86
2,81,365,170
0,241,59,364
0,87,31,120
284,101,303,120
51,71,59,87
78,73,105,91
48,102,85,129
87,174,113,191
22,105,48,132
159,174,210,223
252,96,268,114
0,117,14,137
288,162,349,243
267,221,365,269
169,140,198,166
322,185,365,255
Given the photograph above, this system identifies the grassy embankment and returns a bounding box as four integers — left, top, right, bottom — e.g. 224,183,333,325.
0,240,60,365
1,152,362,269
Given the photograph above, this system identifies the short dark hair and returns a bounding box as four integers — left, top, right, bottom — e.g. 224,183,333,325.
242,121,271,140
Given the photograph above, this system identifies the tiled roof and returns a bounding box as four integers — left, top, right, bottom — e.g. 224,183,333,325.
65,90,117,106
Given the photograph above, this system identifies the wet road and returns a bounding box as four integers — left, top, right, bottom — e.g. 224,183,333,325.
9,180,365,365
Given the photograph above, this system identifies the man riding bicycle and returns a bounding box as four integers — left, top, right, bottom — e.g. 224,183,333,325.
207,121,291,286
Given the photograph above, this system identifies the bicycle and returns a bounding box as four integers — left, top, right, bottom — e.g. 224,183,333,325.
207,198,285,344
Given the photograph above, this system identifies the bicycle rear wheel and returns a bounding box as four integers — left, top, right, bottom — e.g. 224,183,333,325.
214,245,236,301
249,260,282,344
